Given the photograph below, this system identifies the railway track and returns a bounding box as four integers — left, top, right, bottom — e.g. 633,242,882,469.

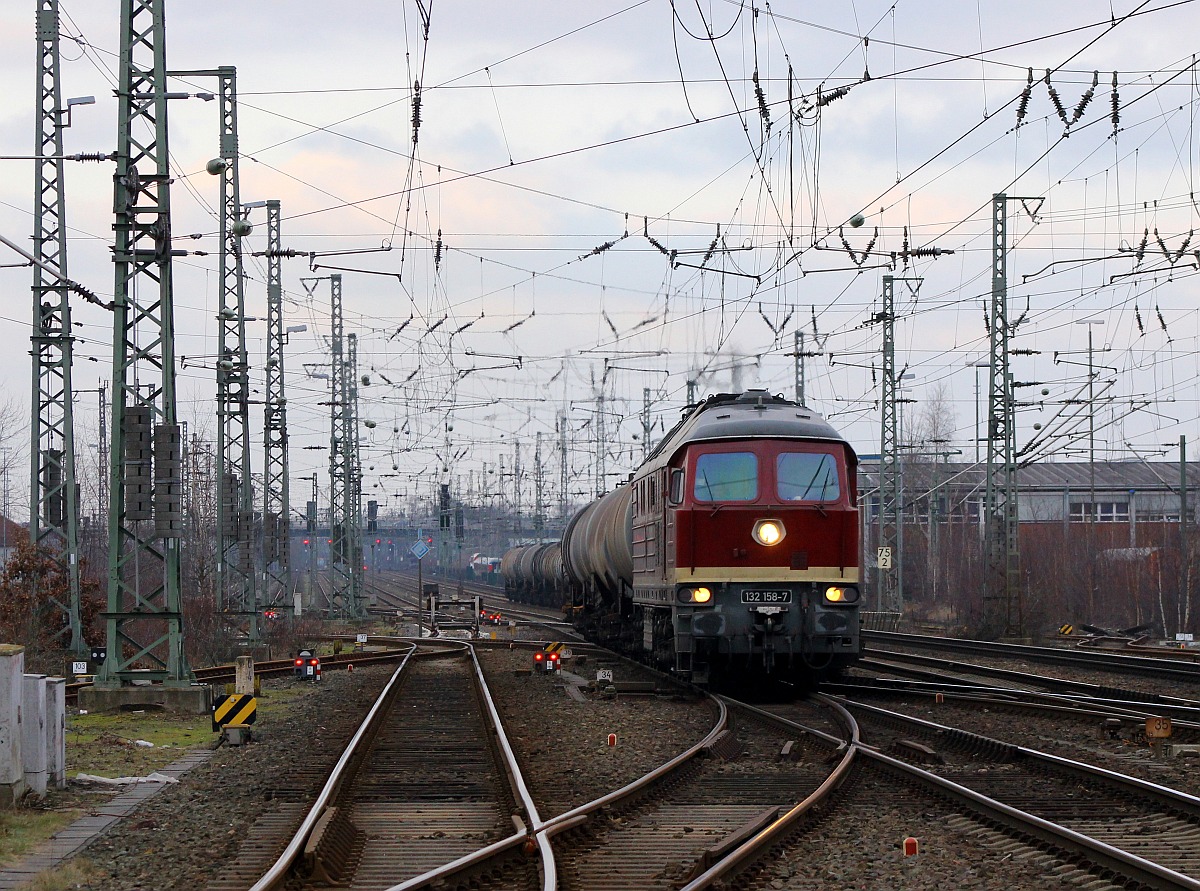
250,642,546,891
865,630,1200,679
831,696,1200,887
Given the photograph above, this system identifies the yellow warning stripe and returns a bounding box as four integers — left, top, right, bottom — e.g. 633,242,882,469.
544,642,565,654
213,694,257,727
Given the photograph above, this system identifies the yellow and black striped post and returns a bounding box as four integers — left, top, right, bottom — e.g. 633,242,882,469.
211,693,257,732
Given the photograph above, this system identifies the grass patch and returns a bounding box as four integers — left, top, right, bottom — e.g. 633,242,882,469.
0,676,324,874
67,710,211,780
11,857,98,890
0,809,84,866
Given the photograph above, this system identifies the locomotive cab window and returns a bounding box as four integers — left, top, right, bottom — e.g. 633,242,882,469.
777,452,841,502
669,468,684,505
693,452,758,502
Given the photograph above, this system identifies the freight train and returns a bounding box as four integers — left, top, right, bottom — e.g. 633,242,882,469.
502,389,861,686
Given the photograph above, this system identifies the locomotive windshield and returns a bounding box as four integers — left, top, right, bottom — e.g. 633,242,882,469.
693,452,758,502
777,452,841,502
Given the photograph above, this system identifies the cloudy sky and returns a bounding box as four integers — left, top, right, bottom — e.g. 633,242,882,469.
1,1,1198,520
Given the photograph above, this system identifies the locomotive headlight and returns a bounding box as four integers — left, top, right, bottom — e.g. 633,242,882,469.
752,519,785,546
824,585,860,604
678,586,714,605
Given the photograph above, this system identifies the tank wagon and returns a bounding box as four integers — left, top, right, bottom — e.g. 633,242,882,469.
504,389,861,685
500,542,563,607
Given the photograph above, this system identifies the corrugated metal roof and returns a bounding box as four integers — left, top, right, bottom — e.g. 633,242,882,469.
857,460,1200,493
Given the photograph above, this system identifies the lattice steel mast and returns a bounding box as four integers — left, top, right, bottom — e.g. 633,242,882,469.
100,0,190,687
876,276,899,619
346,332,364,613
326,274,359,615
205,67,257,639
31,0,84,654
984,194,1025,638
261,200,291,607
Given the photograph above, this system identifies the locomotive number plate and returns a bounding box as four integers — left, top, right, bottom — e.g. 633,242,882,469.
741,590,792,604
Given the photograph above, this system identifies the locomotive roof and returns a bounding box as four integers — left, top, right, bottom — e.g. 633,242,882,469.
638,390,854,474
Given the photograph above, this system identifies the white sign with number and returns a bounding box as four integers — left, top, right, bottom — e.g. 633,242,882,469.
877,546,893,569
596,669,613,683
71,661,88,675
356,633,368,644
1177,633,1194,642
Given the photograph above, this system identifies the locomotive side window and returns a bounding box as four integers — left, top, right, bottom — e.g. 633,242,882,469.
669,468,684,505
693,452,758,502
777,452,841,502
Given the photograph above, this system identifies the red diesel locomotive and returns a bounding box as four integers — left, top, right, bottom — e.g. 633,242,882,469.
504,389,861,685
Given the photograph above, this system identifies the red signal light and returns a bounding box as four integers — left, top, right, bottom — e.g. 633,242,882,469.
533,652,544,662
327,538,333,543
548,652,560,663
294,658,303,667
303,539,310,545
375,539,381,544
309,659,319,666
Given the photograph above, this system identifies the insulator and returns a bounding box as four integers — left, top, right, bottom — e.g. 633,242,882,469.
1111,71,1120,133
411,79,422,145
907,247,951,258
68,151,114,162
1016,86,1032,125
1069,72,1098,125
259,248,301,259
1135,228,1148,263
702,226,720,266
1172,230,1193,262
647,235,670,256
752,69,771,132
1134,304,1144,334
434,228,443,270
1155,228,1170,260
1045,70,1068,125
816,85,850,107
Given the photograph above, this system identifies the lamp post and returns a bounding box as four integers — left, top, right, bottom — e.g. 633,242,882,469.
1077,319,1104,617
970,360,990,464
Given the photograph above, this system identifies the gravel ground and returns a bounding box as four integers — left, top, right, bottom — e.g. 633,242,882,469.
841,692,1200,798
478,647,719,815
57,666,393,891
860,641,1200,702
16,639,1195,891
748,763,1127,891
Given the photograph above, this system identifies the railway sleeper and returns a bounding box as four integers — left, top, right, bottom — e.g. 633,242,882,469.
302,805,364,885
685,806,782,881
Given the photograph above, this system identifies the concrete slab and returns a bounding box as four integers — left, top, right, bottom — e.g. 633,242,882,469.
78,683,211,715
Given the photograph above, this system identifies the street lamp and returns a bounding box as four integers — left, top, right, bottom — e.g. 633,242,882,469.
1075,320,1105,521
969,360,990,463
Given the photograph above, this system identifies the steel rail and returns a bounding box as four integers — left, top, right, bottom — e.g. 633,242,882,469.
860,650,1195,702
841,696,1200,890
865,630,1200,677
678,693,861,890
861,746,1200,891
248,641,422,891
384,662,726,889
829,679,1200,730
534,695,728,839
469,644,555,891
381,641,555,891
841,697,1200,814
